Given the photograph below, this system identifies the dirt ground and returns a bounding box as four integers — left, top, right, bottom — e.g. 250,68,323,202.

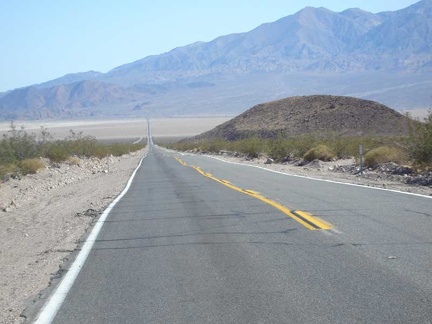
0,151,145,324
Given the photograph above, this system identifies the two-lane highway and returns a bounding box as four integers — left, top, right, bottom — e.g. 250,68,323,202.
34,143,432,323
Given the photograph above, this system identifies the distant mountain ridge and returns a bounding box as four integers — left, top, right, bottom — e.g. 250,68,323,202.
0,80,144,119
106,0,431,80
1,0,431,119
34,71,103,89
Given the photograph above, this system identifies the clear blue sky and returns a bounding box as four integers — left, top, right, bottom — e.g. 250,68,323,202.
0,0,420,92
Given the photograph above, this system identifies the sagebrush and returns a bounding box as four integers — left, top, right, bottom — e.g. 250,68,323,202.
0,124,145,179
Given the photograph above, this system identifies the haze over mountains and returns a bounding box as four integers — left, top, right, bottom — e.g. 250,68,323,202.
1,0,431,120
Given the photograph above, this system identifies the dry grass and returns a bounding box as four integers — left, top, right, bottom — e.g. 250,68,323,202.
364,146,406,167
20,158,45,175
303,145,336,162
0,163,19,179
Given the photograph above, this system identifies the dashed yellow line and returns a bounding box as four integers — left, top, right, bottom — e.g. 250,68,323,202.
243,189,260,195
174,157,187,166
174,156,332,230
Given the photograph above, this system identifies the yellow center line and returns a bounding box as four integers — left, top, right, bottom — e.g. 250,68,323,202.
174,157,187,166
173,156,332,230
243,189,260,195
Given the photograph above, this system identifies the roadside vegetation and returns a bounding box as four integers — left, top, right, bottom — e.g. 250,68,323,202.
0,123,145,179
165,111,432,169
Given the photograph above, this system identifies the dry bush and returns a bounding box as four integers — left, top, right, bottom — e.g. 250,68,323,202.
406,110,432,165
46,142,69,162
364,146,406,167
0,163,19,179
231,137,265,158
20,158,45,175
303,145,336,161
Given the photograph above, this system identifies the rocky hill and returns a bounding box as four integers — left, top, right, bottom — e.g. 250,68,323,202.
192,95,411,140
1,0,431,119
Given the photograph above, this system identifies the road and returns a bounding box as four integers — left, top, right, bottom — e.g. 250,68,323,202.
35,141,432,323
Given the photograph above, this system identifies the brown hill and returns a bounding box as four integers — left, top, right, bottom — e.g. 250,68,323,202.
193,95,411,140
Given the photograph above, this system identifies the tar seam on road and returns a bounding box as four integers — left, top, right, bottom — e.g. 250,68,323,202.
33,148,149,324
174,157,332,231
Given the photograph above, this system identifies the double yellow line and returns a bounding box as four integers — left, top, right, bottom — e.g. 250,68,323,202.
174,157,332,231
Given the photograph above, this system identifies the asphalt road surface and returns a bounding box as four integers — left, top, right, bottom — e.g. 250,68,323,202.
38,143,432,323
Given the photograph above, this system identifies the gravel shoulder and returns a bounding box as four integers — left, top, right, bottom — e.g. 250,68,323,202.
0,150,145,324
208,154,432,197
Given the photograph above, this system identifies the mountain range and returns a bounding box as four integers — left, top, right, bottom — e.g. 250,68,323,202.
1,0,431,120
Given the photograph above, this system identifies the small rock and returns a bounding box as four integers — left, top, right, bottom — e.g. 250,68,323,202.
294,159,307,166
264,157,274,165
307,159,323,169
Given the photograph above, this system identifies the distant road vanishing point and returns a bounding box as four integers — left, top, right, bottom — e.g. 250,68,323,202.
33,123,432,324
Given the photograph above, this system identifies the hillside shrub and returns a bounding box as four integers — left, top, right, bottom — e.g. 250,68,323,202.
94,146,110,159
1,123,40,162
0,163,19,179
109,144,132,156
234,137,265,158
166,141,198,152
163,113,432,168
66,133,98,157
198,140,226,153
364,146,406,167
303,145,336,162
268,133,290,161
289,134,318,158
320,132,356,159
0,124,146,182
20,158,45,175
0,140,17,165
406,111,432,165
46,142,70,162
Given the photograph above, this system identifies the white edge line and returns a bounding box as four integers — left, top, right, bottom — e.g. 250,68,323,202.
132,136,143,144
204,155,432,199
33,147,149,324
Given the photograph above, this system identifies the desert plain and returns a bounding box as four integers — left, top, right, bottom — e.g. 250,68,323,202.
0,117,232,141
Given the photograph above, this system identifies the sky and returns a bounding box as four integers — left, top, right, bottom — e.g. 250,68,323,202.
0,0,420,92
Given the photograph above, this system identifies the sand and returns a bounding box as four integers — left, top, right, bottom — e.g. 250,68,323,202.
0,151,145,324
